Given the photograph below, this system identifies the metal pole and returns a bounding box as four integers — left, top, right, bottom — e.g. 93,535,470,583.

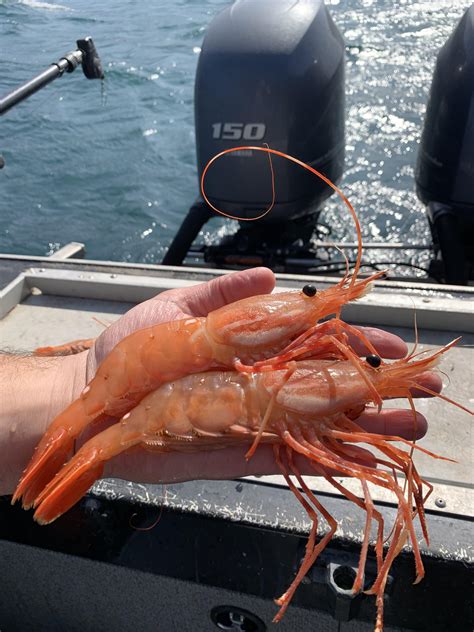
0,57,77,116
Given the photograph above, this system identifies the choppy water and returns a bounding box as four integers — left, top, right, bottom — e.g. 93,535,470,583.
0,0,472,272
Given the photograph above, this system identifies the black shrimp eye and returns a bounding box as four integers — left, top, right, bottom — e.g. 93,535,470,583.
366,354,381,368
302,284,317,297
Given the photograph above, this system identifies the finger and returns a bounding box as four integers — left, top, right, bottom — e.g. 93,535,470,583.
408,370,443,397
347,326,408,359
356,408,428,440
180,267,275,316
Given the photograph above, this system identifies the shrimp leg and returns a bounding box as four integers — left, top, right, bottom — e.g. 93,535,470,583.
285,424,422,632
273,443,337,623
304,425,425,586
312,461,385,591
301,430,386,589
272,445,320,609
238,318,380,371
280,318,380,359
326,424,435,545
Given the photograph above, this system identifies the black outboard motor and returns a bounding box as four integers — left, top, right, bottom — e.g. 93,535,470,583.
163,0,345,268
415,4,474,285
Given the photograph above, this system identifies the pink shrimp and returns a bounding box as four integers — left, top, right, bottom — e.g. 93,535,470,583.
33,338,95,356
13,148,384,510
29,342,472,632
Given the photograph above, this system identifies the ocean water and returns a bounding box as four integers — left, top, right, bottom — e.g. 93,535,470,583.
0,0,472,270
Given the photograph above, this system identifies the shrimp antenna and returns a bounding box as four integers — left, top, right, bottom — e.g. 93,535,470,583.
401,393,418,527
129,484,166,531
406,306,419,361
92,316,110,329
407,382,474,416
332,244,350,286
201,144,275,222
387,336,462,371
437,369,451,388
201,146,362,287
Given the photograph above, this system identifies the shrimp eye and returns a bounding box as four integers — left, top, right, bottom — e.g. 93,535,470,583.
302,284,317,297
366,354,381,368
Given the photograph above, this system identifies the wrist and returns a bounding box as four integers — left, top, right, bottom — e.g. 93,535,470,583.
0,351,88,495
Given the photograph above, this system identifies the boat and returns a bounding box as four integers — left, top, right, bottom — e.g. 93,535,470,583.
0,2,473,630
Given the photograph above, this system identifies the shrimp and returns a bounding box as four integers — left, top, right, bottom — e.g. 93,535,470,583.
29,342,472,632
13,148,385,509
33,338,95,356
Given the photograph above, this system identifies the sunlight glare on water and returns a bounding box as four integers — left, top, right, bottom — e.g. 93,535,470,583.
0,0,472,271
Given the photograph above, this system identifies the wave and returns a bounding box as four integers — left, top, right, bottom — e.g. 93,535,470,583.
18,0,71,11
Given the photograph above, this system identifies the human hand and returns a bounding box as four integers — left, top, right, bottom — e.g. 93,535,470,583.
78,267,441,484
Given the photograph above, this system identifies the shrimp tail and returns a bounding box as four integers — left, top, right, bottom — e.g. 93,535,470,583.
13,398,99,509
33,456,104,525
12,426,74,509
32,419,144,524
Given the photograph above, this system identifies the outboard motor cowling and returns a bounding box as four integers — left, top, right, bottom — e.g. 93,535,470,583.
163,0,345,267
195,0,345,222
415,4,474,284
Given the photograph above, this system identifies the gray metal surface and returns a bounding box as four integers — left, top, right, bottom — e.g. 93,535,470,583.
0,294,132,353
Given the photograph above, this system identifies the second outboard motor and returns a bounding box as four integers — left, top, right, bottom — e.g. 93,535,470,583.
163,0,345,268
415,4,474,285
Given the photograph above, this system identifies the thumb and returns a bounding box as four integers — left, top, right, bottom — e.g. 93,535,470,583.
181,267,276,316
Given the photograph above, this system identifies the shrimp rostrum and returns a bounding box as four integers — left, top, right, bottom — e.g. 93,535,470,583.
28,341,473,631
